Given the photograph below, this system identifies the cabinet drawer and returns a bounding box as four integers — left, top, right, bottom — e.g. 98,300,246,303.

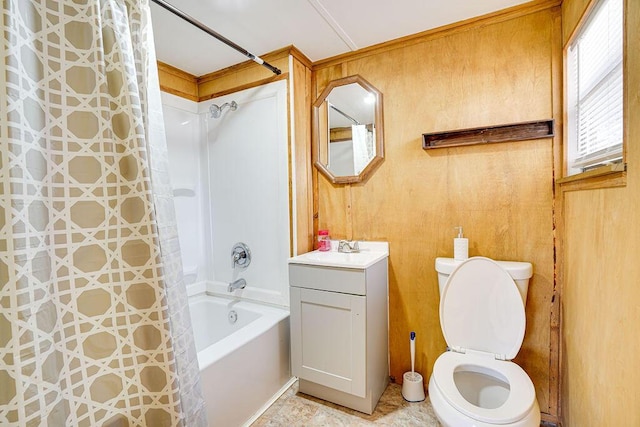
289,264,366,295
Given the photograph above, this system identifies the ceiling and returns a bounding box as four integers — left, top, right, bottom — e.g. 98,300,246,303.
150,0,532,77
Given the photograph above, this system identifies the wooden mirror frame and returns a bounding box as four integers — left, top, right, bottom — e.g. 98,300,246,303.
312,75,384,184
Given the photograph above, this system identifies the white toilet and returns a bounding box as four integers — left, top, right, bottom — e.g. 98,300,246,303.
428,257,540,427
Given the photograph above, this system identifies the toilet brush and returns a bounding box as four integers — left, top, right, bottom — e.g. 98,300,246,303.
402,331,426,402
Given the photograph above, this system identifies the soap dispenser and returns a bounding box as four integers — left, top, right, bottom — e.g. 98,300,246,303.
454,226,468,261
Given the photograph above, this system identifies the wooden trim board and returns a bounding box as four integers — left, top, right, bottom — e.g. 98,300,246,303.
423,120,555,149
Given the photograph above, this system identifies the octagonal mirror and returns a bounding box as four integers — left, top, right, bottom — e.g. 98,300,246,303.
312,75,384,184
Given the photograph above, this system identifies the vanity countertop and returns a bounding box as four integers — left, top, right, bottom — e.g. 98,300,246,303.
288,241,388,269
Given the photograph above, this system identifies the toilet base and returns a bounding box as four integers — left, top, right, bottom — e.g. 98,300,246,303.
428,375,540,427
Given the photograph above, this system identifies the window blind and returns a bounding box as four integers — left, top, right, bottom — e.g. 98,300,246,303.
567,0,623,173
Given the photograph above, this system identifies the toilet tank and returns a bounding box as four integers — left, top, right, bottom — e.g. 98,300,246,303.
435,257,533,305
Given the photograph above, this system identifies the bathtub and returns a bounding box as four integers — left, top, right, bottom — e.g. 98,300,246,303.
189,293,292,426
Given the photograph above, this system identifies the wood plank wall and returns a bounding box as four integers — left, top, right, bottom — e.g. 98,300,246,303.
313,4,561,420
559,0,640,425
291,58,315,255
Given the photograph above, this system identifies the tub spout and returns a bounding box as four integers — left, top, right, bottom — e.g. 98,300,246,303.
228,278,247,292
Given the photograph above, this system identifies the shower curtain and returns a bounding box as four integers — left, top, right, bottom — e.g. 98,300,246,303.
0,0,205,425
351,124,374,175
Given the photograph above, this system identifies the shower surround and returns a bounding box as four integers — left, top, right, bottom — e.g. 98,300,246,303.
162,80,291,306
161,79,294,424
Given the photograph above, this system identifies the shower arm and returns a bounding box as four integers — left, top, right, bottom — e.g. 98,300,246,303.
150,0,282,76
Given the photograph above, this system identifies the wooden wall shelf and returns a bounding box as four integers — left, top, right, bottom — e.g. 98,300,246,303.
422,119,554,149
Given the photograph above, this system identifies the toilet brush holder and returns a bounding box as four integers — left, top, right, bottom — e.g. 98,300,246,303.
402,331,425,402
402,371,426,402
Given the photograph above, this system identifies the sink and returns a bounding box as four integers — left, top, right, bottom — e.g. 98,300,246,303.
288,241,389,269
295,251,381,268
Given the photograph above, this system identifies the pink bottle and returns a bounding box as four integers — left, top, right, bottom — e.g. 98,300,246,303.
317,229,331,251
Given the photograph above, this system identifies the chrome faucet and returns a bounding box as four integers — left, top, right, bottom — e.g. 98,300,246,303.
228,278,247,292
232,251,245,266
231,242,251,269
338,240,360,253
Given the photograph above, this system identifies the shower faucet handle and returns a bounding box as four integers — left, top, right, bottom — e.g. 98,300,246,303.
231,242,251,269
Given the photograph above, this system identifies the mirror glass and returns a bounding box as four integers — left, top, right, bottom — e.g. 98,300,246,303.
313,75,384,184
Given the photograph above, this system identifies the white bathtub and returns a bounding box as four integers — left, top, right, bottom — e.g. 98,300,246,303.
189,293,292,426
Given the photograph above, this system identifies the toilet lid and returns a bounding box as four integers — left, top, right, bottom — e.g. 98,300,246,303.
440,257,525,360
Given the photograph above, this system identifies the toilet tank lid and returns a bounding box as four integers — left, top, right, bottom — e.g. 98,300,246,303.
435,257,532,280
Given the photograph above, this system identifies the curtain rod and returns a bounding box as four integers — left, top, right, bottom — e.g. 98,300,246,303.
150,0,282,75
330,104,360,126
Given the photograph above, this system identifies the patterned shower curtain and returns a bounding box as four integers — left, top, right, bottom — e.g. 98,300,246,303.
0,0,206,425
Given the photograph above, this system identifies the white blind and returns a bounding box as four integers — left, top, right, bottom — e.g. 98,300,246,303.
567,0,623,172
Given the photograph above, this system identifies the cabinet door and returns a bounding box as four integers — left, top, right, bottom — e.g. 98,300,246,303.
290,287,366,397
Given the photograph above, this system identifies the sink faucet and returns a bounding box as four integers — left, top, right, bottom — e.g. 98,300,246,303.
228,278,247,292
338,240,360,253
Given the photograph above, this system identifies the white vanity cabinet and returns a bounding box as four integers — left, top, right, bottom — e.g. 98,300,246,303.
288,242,389,414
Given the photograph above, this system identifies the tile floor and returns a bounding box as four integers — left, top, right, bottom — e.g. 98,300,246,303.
251,380,441,426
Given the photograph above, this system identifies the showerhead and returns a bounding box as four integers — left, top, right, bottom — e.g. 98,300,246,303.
210,101,238,118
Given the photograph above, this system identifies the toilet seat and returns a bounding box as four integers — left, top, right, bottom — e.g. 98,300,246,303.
432,351,536,424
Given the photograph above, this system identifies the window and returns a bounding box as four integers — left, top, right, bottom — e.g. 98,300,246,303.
566,0,624,177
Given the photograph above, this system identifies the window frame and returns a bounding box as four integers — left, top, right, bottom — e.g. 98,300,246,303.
560,0,627,188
